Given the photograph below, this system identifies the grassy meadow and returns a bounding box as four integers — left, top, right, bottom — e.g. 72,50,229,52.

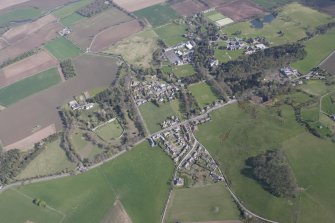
166,183,240,223
95,119,123,142
0,68,61,106
45,37,82,60
154,23,187,46
0,143,174,223
70,129,102,160
189,82,219,107
172,64,196,78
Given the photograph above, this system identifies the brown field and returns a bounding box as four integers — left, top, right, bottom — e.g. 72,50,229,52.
0,22,62,64
171,0,208,16
217,0,265,21
0,38,8,50
102,200,133,223
70,8,133,49
0,0,30,10
0,50,58,88
114,0,165,12
91,20,143,52
2,14,57,43
321,52,335,75
3,124,57,151
204,0,232,7
0,54,118,149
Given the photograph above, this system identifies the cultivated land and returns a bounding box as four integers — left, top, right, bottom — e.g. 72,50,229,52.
0,50,58,88
52,0,92,19
292,28,335,74
106,29,159,68
16,138,76,180
102,200,132,223
205,0,234,7
217,0,265,21
166,183,240,223
139,100,182,133
154,23,188,46
5,0,78,12
224,3,333,45
60,13,84,27
96,120,123,142
44,37,82,60
0,143,174,223
134,4,179,27
0,54,118,148
189,82,219,107
171,0,208,17
69,8,133,49
90,20,143,52
0,68,61,106
114,0,166,12
0,0,30,11
321,52,335,75
0,7,42,28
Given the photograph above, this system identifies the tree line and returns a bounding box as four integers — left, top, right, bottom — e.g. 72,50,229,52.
60,59,76,80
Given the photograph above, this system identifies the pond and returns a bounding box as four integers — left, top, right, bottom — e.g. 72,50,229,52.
250,14,276,29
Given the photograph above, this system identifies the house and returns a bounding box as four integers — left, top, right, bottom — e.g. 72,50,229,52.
59,28,71,36
174,178,184,187
255,43,267,50
148,138,157,147
69,100,80,110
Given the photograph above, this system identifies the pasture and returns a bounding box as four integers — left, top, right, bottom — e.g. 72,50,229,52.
139,100,182,133
154,22,187,46
321,92,335,114
16,138,76,180
71,129,102,160
166,183,240,223
52,0,92,18
106,28,159,68
44,37,82,60
0,7,41,28
292,28,335,74
300,80,335,96
224,3,333,46
95,119,123,142
189,82,219,107
172,64,196,78
134,4,179,27
0,68,61,106
0,142,174,223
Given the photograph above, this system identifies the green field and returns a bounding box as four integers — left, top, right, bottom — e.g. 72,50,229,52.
53,0,92,18
17,139,76,180
0,143,174,223
205,10,226,22
45,37,82,60
139,100,182,133
154,23,187,46
300,80,335,96
0,68,61,106
224,3,333,46
321,92,335,114
71,129,102,160
189,82,219,107
95,119,123,142
215,48,244,63
61,13,84,27
172,64,196,78
292,28,335,74
166,183,240,223
134,4,179,27
0,7,42,28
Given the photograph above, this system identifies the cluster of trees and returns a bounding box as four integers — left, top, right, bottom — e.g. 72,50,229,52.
0,150,22,184
0,49,38,69
179,88,199,117
60,59,76,80
77,0,113,17
243,150,298,198
33,198,47,207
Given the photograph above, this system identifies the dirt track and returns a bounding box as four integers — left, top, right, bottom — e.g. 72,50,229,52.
114,0,165,12
217,0,265,21
0,50,58,88
0,54,118,149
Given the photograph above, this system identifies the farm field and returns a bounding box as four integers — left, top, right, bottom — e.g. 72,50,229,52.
205,0,233,7
217,0,265,21
95,119,123,142
134,4,179,27
71,129,102,159
0,68,61,106
7,0,77,12
292,28,335,74
52,0,92,18
166,183,240,223
16,138,76,180
139,100,182,133
170,0,208,16
106,28,159,68
60,13,84,27
195,103,305,222
69,8,133,49
114,0,165,12
0,0,30,10
90,20,143,52
0,50,58,88
154,23,187,46
250,0,291,9
321,52,335,75
44,37,82,60
205,10,226,22
0,7,41,28
189,82,219,107
0,142,174,223
172,64,196,78
300,80,335,96
224,3,333,46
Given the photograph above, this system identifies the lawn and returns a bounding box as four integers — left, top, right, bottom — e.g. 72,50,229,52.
215,48,244,63
0,7,42,28
70,129,102,160
172,64,196,78
195,103,305,222
60,13,85,27
16,139,76,180
154,23,187,46
166,183,240,223
224,3,333,46
134,4,179,27
292,28,335,74
0,142,174,223
0,68,61,106
95,119,123,142
139,100,182,133
189,82,219,107
44,37,82,60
